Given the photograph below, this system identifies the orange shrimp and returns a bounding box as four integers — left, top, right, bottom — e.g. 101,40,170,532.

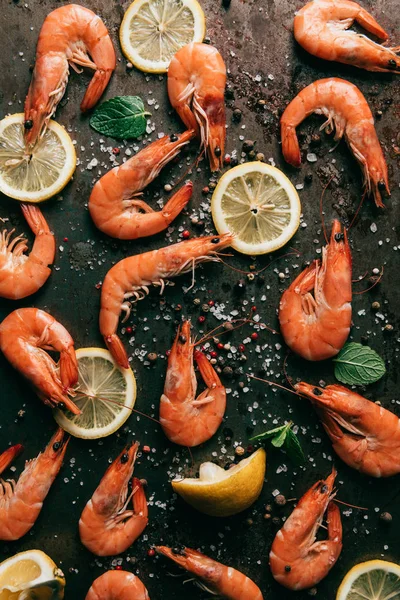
79,442,148,557
24,4,116,147
168,43,226,171
0,204,55,299
156,546,264,600
100,233,233,368
296,382,400,477
279,220,352,361
160,320,226,447
0,428,69,541
88,131,195,239
281,78,390,207
270,469,342,591
0,444,23,476
0,307,79,414
85,571,150,600
294,0,400,73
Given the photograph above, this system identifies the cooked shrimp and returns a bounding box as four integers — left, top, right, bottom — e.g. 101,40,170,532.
279,220,352,361
89,130,195,239
281,78,390,207
156,546,264,600
168,43,226,171
0,428,69,541
296,382,400,477
270,469,342,591
100,233,233,368
24,4,116,147
0,444,23,476
0,204,55,299
294,0,400,73
79,442,148,556
85,571,150,600
160,320,226,447
0,307,79,414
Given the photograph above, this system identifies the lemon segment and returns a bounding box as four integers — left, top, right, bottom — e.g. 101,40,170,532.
211,161,301,255
119,0,206,73
0,550,65,599
336,560,400,600
172,448,266,517
0,113,76,203
54,347,136,439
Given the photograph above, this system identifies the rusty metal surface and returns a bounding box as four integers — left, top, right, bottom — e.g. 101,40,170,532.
0,0,399,598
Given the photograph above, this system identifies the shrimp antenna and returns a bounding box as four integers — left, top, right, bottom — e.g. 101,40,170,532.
282,351,295,390
348,188,367,231
319,175,334,244
171,149,205,190
334,498,368,511
193,317,250,347
217,249,301,278
246,373,303,398
354,266,384,294
352,270,368,284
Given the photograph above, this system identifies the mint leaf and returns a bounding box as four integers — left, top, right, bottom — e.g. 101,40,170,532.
285,428,306,465
271,425,291,448
333,342,386,386
250,421,305,465
90,96,151,139
250,424,288,442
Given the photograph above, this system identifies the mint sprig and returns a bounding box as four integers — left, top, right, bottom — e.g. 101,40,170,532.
250,421,305,465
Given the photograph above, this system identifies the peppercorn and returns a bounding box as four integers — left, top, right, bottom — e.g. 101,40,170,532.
232,108,242,122
376,110,383,118
274,494,287,506
265,504,273,512
251,332,258,341
147,352,158,362
242,140,255,153
195,220,205,228
217,343,224,350
246,518,253,526
201,303,210,313
384,324,393,332
147,548,156,557
202,186,210,194
198,316,206,324
272,516,281,525
308,588,317,596
238,344,245,352
223,322,234,331
251,305,257,312
223,154,231,165
264,513,271,520
230,155,238,166
256,152,265,162
257,99,266,107
112,147,120,155
210,351,218,358
223,366,233,377
371,301,380,310
235,445,245,456
126,326,133,334
164,183,172,192
182,230,190,239
310,133,321,145
225,86,235,100
380,512,392,523
142,445,151,453
209,181,217,189
208,300,215,307
193,298,201,305
115,565,123,570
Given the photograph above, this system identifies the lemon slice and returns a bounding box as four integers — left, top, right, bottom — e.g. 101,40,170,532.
54,347,136,439
336,560,400,600
211,161,301,255
120,0,206,73
0,113,76,203
0,550,65,599
172,448,266,517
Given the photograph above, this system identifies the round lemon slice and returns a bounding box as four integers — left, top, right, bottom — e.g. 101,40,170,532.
54,347,136,440
336,560,400,600
172,448,266,517
120,0,206,73
0,113,76,203
0,550,65,599
211,161,301,255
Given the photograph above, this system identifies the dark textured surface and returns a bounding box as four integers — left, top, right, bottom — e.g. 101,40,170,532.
0,0,399,598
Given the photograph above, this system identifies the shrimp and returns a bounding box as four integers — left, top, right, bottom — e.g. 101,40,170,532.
160,320,226,447
24,4,116,147
89,130,195,239
85,571,150,600
280,78,390,207
100,233,233,369
279,220,352,361
269,469,342,591
0,307,79,414
156,546,264,600
0,204,55,299
0,428,69,541
168,43,226,171
79,442,148,556
294,0,400,73
0,444,23,475
296,382,400,477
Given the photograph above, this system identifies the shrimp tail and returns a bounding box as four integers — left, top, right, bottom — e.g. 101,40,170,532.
162,181,193,222
327,501,343,546
132,477,148,521
81,68,113,112
105,333,129,369
20,204,51,235
281,124,301,167
0,444,24,475
59,348,79,390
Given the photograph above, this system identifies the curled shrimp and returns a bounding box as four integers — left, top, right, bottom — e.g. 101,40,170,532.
270,469,342,591
100,233,233,368
89,130,195,239
24,4,116,147
279,220,352,361
0,428,69,541
156,546,264,600
79,442,148,557
168,42,226,171
296,382,400,477
294,0,400,73
0,307,79,414
281,78,390,207
160,319,226,447
85,571,150,600
0,444,23,476
0,204,55,299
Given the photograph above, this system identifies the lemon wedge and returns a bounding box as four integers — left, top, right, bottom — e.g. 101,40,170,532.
172,448,266,517
54,347,136,439
0,550,65,599
119,0,206,73
0,113,76,203
211,161,301,255
336,560,400,600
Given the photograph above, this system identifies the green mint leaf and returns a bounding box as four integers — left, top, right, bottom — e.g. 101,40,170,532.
333,342,386,386
250,423,289,442
90,96,151,139
284,428,306,465
270,426,289,448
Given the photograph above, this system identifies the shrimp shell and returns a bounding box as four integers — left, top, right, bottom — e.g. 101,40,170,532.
85,571,150,600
